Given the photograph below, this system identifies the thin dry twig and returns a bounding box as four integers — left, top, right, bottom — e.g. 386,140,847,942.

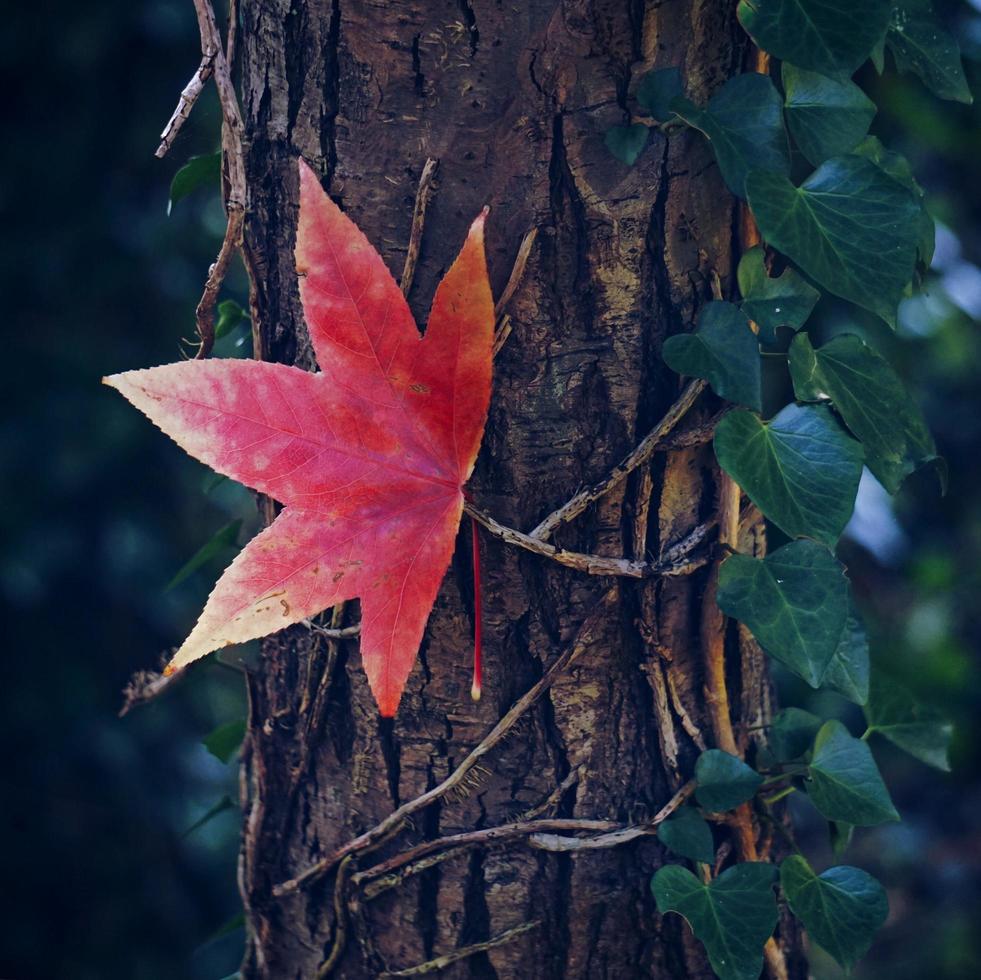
315,855,355,978
527,780,695,851
494,228,538,318
119,667,183,717
156,54,216,158
273,589,618,897
379,920,541,977
466,504,714,579
529,380,707,541
400,158,439,297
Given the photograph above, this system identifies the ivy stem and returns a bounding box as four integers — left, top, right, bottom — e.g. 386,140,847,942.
761,786,797,806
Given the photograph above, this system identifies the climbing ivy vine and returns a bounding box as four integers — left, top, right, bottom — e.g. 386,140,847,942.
610,0,969,976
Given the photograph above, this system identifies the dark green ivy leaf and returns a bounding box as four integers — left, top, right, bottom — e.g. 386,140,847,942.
663,302,762,410
714,403,863,547
652,863,778,980
718,541,849,688
202,718,247,764
695,749,764,812
782,63,876,167
806,720,900,826
736,0,892,79
605,123,649,165
780,855,889,969
746,155,922,326
670,73,790,199
770,707,824,762
636,67,683,122
864,673,953,771
657,808,716,864
887,0,973,104
852,135,935,273
737,246,820,344
165,518,243,591
789,332,937,494
830,821,855,857
821,600,871,705
168,151,222,215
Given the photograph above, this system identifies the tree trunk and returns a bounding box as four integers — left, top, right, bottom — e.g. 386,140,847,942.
238,1,803,977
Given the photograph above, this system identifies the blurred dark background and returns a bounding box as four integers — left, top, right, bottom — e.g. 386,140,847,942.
1,2,979,978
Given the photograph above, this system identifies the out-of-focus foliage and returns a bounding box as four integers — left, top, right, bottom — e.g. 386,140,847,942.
0,2,252,978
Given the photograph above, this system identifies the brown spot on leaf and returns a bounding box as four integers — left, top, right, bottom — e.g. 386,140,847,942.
280,598,291,616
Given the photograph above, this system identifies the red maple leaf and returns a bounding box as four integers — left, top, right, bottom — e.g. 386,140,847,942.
105,159,494,715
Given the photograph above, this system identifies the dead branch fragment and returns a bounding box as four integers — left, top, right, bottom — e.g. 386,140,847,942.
400,157,439,297
379,921,541,977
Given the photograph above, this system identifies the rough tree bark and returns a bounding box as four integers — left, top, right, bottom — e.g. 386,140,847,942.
237,1,804,977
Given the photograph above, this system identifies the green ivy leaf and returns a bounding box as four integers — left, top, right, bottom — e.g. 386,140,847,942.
789,332,937,495
202,718,247,764
165,518,243,591
695,749,764,812
780,855,889,969
717,541,849,687
821,600,870,705
663,302,762,411
746,155,922,326
714,403,863,546
736,0,892,79
605,123,649,165
887,0,973,104
636,67,683,122
864,673,953,771
737,247,820,344
652,863,778,980
806,720,900,825
670,73,790,199
830,821,855,857
782,63,876,167
168,151,222,215
770,707,823,762
657,808,716,864
852,135,935,273
215,298,249,340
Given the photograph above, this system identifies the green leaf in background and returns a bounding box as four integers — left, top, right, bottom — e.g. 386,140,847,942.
652,863,778,980
662,301,762,411
168,151,222,215
830,821,855,857
780,855,889,969
202,717,247,764
695,749,764,812
714,403,863,546
657,807,716,864
887,0,973,104
670,73,790,199
737,246,820,344
852,135,936,274
790,332,937,494
605,123,649,165
717,541,849,687
769,707,823,762
165,518,243,591
181,794,236,838
215,298,249,341
736,0,892,79
782,63,876,166
636,67,683,122
806,720,900,825
864,673,953,771
821,600,870,705
746,155,921,325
